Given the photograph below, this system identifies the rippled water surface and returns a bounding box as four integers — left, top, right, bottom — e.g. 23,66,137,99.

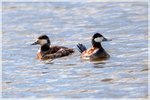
2,2,148,98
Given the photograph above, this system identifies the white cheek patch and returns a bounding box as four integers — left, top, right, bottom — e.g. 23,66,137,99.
39,39,47,45
94,37,103,42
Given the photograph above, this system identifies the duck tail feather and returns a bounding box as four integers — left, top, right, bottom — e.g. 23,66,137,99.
77,43,87,53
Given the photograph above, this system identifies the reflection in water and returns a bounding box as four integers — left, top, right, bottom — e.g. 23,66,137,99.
2,2,148,98
101,78,114,82
93,65,105,68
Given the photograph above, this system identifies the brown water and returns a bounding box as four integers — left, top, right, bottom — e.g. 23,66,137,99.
2,2,148,98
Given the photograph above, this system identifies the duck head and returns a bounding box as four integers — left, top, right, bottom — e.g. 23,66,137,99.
31,35,50,46
92,33,109,48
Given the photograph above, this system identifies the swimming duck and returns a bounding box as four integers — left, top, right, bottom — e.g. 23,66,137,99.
77,33,110,61
31,35,74,60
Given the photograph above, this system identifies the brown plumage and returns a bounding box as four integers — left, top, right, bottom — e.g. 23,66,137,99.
38,46,74,60
77,33,110,61
32,35,74,60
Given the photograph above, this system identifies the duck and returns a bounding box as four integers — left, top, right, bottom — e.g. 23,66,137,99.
31,35,74,60
77,33,110,61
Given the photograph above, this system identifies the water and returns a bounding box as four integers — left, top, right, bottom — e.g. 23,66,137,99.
2,2,148,98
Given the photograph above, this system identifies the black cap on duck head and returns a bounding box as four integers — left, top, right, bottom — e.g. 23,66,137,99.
92,33,108,47
31,35,50,46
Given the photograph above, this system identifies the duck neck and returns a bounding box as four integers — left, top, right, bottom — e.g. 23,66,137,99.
93,43,104,49
41,44,50,52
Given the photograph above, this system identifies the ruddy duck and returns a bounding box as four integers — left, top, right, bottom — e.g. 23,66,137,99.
31,35,74,60
77,33,110,61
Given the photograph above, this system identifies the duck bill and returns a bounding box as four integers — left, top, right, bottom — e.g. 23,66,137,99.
102,37,112,42
31,41,39,45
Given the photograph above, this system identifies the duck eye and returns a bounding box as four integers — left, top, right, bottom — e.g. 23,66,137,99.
94,37,103,42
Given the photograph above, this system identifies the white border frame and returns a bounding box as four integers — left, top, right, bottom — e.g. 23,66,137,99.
0,0,149,100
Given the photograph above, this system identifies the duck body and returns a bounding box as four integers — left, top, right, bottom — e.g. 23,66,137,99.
37,45,74,60
77,33,110,61
32,35,74,60
81,47,109,60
